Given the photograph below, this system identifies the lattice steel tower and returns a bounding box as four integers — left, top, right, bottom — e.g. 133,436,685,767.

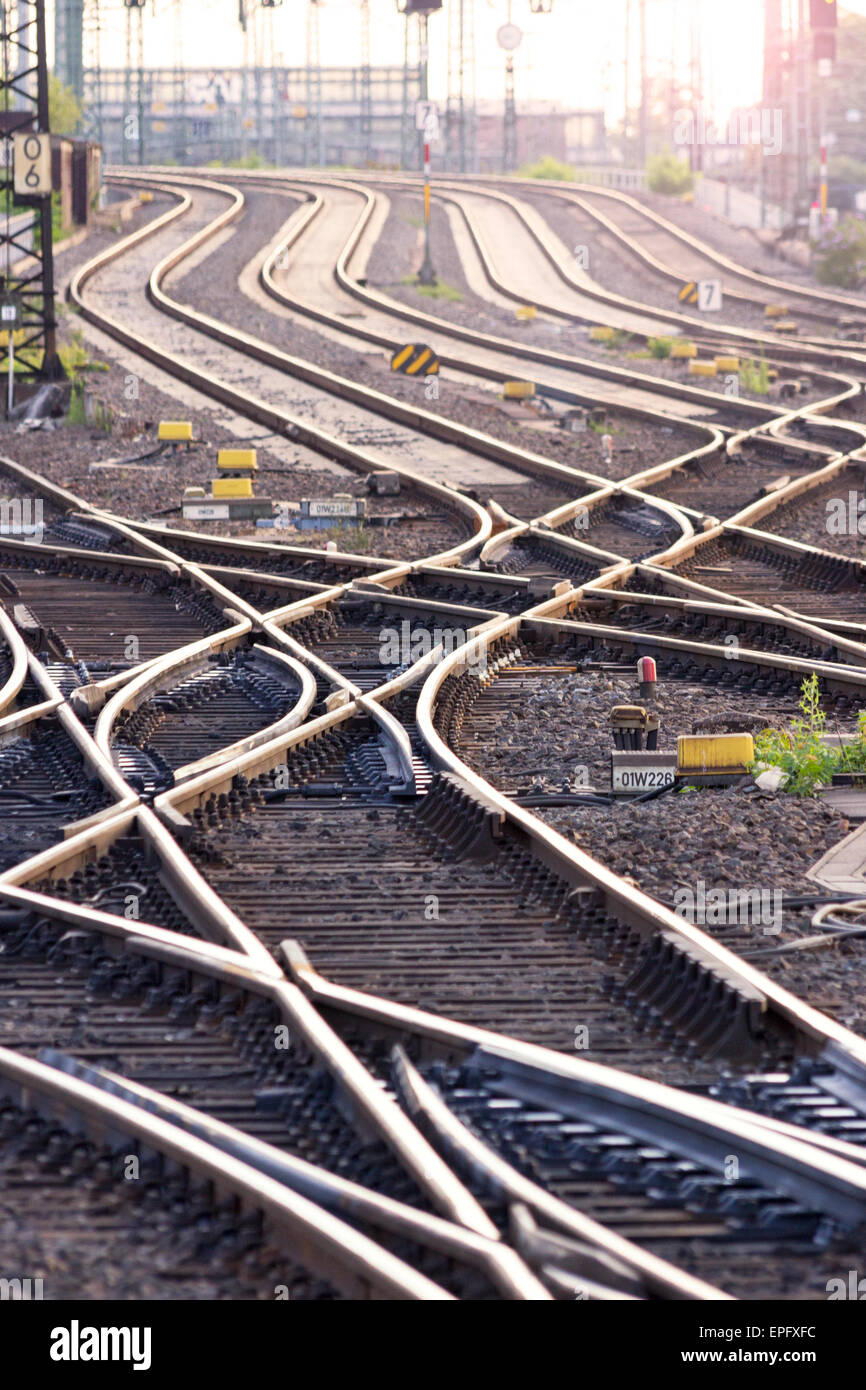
0,0,62,382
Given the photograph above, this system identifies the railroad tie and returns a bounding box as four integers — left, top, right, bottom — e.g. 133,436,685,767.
619,929,768,1062
411,770,506,862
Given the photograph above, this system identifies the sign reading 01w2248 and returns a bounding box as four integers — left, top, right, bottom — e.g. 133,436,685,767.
12,133,51,197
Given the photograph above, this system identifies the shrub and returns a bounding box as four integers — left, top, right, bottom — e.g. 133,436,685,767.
647,335,675,359
518,155,576,182
812,214,866,289
751,674,839,795
739,356,771,395
645,150,693,196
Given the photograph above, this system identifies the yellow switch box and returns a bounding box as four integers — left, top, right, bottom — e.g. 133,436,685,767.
714,356,740,371
217,449,258,471
503,381,535,399
515,305,537,321
764,303,788,318
212,477,253,498
158,421,193,442
678,733,755,773
671,341,697,359
774,321,798,335
688,359,718,377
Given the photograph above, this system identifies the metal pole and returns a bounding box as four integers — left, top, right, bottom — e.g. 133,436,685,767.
819,77,827,226
795,0,808,223
638,0,647,167
417,13,436,286
35,0,61,377
623,0,630,164
136,3,144,166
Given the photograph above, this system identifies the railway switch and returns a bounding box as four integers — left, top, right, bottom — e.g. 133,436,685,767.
610,705,660,752
367,471,401,495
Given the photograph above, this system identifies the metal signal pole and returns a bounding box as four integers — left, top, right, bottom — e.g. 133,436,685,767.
418,12,436,285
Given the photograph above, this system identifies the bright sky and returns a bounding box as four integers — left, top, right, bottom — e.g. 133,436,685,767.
66,0,866,121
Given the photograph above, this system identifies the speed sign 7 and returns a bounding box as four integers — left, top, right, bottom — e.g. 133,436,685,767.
697,278,723,312
13,132,51,197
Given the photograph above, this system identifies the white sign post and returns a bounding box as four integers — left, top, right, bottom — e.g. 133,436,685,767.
13,132,51,197
415,100,439,141
697,278,723,312
1,301,20,417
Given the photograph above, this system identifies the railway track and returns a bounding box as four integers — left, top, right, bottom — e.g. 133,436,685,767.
6,165,866,1302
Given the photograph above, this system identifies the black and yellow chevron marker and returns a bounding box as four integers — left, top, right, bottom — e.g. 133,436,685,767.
390,343,440,376
678,280,698,305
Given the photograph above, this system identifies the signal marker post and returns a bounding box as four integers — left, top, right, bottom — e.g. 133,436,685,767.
416,94,438,285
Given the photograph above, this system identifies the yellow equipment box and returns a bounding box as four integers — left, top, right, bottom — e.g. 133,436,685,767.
714,356,740,371
158,421,193,442
671,341,697,359
217,449,258,471
515,305,537,321
774,321,798,335
212,477,253,498
678,733,755,774
764,303,788,318
688,359,718,377
503,381,535,399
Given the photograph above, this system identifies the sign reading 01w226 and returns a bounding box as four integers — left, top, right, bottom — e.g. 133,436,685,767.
12,133,51,197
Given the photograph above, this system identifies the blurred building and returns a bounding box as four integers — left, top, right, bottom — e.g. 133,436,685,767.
473,101,605,172
84,65,422,168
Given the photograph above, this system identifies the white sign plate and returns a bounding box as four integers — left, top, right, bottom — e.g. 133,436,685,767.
611,752,677,794
415,100,440,139
497,23,523,51
183,503,230,520
13,132,51,197
697,278,723,312
307,499,358,518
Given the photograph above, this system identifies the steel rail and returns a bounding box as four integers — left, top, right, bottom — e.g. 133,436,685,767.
545,178,866,319
282,939,866,1175
0,602,31,714
38,1050,550,1302
375,171,852,353
292,168,859,404
141,172,621,501
278,171,769,424
355,169,866,353
284,942,866,1280
0,876,523,1243
99,174,492,563
92,624,317,781
0,799,281,975
556,574,866,667
72,178,490,569
412,615,866,1079
126,165,724,441
0,1045,452,1301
